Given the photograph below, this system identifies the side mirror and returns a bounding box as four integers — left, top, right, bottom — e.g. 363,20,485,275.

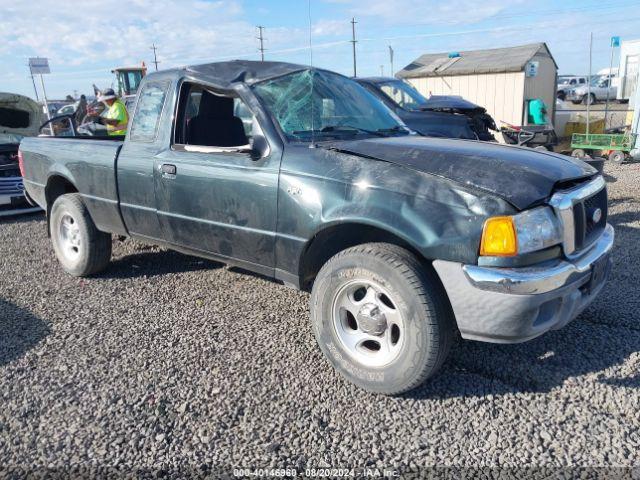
251,134,270,159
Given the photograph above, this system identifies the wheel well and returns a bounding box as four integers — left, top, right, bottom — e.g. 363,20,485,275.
299,223,424,291
45,176,78,236
45,175,78,208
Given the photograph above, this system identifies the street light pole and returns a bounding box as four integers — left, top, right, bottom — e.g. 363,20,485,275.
28,65,39,101
39,73,51,121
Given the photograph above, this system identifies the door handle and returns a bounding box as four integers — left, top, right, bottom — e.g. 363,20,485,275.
160,163,177,175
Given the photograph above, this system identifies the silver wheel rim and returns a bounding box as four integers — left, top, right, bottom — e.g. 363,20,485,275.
58,213,81,260
331,279,405,368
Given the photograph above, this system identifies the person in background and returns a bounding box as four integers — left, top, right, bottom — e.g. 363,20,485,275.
75,95,87,126
98,88,128,135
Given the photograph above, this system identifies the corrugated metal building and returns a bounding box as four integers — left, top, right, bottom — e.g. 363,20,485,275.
396,43,558,138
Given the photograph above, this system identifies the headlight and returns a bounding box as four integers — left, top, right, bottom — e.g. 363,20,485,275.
480,207,562,257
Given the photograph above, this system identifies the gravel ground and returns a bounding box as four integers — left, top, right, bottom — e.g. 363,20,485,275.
1,162,639,476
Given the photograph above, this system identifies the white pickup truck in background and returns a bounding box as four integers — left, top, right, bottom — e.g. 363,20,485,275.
567,76,618,105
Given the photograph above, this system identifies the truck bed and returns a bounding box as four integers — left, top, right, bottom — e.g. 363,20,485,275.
20,136,127,235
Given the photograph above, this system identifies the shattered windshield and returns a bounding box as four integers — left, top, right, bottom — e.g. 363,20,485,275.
379,80,428,110
252,69,407,141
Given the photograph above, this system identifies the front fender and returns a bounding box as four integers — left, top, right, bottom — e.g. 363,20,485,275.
275,147,516,278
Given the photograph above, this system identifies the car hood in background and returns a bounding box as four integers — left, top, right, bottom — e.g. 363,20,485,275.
399,109,477,140
326,136,596,210
420,95,484,112
0,92,42,142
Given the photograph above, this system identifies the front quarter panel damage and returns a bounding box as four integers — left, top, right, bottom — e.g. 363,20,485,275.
275,144,515,277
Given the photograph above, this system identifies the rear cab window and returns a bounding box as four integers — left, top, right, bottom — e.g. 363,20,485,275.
129,82,170,142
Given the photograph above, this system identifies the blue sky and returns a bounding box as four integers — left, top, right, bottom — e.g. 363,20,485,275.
1,0,639,99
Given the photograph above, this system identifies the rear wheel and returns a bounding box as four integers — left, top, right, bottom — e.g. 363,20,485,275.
310,243,454,395
572,148,586,158
50,193,112,276
609,150,625,164
583,93,596,105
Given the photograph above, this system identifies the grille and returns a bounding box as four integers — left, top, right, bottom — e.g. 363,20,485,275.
0,177,24,196
573,186,608,251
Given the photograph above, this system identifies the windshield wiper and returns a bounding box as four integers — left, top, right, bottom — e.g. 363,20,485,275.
291,124,406,140
320,125,386,137
375,125,410,135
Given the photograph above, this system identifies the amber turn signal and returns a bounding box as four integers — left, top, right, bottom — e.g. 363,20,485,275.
480,216,518,256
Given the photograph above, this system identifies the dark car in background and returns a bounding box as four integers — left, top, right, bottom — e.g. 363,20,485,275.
356,77,497,141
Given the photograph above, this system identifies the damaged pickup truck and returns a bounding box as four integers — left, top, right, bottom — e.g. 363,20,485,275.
20,61,613,394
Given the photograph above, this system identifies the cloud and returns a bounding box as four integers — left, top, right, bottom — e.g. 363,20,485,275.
323,0,522,26
0,0,260,68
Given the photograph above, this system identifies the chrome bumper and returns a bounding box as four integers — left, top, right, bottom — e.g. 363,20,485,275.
433,224,614,344
463,223,614,295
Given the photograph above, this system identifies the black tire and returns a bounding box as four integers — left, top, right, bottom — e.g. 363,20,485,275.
571,100,582,105
557,91,566,101
310,243,454,395
50,193,112,276
609,150,625,164
583,93,596,105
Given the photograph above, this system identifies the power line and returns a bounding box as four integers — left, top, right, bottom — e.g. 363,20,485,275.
150,43,160,71
257,26,266,61
350,17,357,77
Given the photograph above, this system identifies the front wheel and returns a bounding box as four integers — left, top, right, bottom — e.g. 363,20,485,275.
50,193,112,276
310,243,454,395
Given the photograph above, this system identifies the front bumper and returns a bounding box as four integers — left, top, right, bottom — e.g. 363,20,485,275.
433,224,614,343
565,91,584,101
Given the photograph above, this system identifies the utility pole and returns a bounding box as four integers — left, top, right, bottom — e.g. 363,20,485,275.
388,46,394,77
150,43,160,71
257,26,266,61
380,65,384,76
350,17,357,77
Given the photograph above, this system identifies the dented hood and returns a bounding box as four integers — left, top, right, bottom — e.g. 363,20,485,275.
327,136,596,210
0,92,41,142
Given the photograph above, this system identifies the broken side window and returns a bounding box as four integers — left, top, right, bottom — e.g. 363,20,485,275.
174,82,251,149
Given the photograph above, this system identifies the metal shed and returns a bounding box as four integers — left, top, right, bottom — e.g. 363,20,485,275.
396,43,558,138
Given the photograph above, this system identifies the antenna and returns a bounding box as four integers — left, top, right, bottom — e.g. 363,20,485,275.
257,26,266,61
350,17,357,77
308,0,315,148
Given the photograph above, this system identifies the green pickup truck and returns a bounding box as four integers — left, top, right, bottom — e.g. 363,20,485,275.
19,61,614,394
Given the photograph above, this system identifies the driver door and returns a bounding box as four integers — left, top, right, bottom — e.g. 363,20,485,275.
154,82,280,273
